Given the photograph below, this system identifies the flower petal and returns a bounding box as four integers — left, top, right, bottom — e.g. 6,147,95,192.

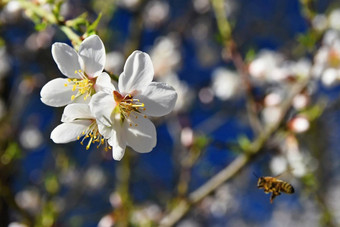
108,127,126,161
119,51,154,94
50,120,91,143
125,116,156,153
89,92,115,127
52,43,83,78
136,82,177,117
94,72,116,93
61,103,93,123
98,124,112,139
78,35,106,78
40,78,77,107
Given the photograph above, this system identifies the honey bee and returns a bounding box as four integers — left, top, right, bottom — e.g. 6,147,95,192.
254,173,294,203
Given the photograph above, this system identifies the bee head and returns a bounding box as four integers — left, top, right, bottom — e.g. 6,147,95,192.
257,177,265,188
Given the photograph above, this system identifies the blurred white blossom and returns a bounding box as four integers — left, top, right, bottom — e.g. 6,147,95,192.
312,30,340,86
109,192,123,208
98,215,115,227
288,116,310,134
329,9,340,30
117,0,141,10
177,218,202,227
144,1,169,28
181,127,194,147
131,204,162,226
160,73,194,112
193,0,211,13
19,125,43,150
211,68,241,100
248,50,286,82
15,188,41,213
292,93,309,110
270,155,288,176
60,168,79,187
8,223,27,227
284,135,307,177
290,58,312,78
150,35,181,76
262,106,282,125
327,180,340,224
84,166,107,190
322,68,339,86
0,0,22,22
312,14,328,31
25,28,55,51
264,92,283,107
198,87,214,104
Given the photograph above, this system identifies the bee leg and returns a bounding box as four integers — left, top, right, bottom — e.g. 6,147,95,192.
270,192,279,203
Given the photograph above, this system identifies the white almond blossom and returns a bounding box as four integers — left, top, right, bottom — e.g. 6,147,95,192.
90,51,177,160
40,35,106,107
50,103,108,150
312,30,340,86
211,67,241,100
329,8,340,31
248,50,288,82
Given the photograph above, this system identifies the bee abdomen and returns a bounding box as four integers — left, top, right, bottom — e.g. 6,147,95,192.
281,182,294,194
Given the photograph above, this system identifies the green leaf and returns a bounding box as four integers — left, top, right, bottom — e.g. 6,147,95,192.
297,31,317,51
238,135,251,151
86,12,102,36
35,22,48,31
1,142,22,165
44,174,60,194
193,135,210,150
65,12,88,30
300,104,323,121
245,48,256,63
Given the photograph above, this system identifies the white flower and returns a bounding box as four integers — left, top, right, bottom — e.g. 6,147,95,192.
312,30,340,86
312,14,328,31
90,51,177,160
329,9,340,30
150,35,181,77
40,35,106,107
248,50,287,82
50,103,108,150
211,68,240,100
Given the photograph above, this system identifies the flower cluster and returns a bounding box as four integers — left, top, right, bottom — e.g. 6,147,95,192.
41,35,177,160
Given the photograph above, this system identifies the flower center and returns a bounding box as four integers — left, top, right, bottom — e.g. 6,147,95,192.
64,70,95,101
113,91,147,126
77,120,111,151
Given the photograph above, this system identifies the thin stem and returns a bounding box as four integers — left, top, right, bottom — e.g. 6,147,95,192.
211,0,232,42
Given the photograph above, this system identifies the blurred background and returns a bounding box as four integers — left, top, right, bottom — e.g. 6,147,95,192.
1,0,340,226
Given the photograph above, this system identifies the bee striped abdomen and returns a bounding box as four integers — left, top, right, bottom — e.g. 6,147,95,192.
280,181,294,194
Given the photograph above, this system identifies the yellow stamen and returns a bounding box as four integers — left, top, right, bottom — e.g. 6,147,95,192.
77,121,109,151
65,69,95,101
